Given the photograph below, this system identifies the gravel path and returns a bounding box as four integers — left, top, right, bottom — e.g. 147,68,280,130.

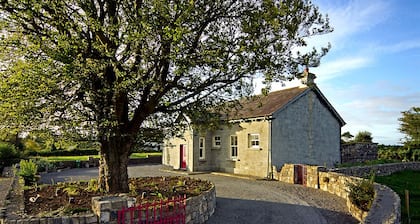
39,164,357,224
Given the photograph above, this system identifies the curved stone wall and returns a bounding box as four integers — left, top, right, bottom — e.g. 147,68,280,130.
278,163,420,224
185,184,216,223
2,171,216,224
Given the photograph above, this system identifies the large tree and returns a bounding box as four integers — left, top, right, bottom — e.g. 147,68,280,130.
399,107,420,148
354,131,373,143
0,0,332,192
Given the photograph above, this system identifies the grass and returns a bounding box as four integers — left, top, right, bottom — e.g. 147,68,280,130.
32,152,162,162
375,170,420,224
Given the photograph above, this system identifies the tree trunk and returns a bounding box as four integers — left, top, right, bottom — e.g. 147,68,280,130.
98,136,131,193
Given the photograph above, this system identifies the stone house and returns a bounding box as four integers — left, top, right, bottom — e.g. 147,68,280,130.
163,72,345,178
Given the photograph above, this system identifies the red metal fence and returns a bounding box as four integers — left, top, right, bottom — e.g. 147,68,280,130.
117,195,186,224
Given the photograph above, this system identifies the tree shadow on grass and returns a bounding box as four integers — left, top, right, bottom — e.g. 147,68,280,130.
208,197,357,224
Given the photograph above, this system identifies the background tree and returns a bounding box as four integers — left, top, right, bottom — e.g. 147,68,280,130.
0,0,332,192
341,131,354,143
354,131,373,143
399,107,420,149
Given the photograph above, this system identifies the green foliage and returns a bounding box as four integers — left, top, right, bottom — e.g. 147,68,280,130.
19,159,38,186
354,131,373,143
0,141,20,167
399,107,420,149
26,148,99,157
33,158,56,173
1,0,332,192
347,175,375,212
341,131,354,143
85,179,101,193
378,144,420,162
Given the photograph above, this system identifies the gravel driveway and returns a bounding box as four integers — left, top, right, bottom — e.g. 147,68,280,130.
40,165,357,224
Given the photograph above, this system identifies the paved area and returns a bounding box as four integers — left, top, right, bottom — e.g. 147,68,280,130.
40,165,357,224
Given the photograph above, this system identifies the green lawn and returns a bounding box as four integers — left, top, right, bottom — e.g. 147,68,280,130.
375,170,420,224
32,152,162,162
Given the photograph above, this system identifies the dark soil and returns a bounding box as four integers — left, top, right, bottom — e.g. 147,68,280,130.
24,176,212,217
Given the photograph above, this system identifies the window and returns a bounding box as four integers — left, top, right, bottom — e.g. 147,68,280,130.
199,137,205,160
249,134,260,148
213,135,221,148
230,135,238,159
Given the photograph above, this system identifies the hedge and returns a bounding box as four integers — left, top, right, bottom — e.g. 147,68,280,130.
26,149,99,157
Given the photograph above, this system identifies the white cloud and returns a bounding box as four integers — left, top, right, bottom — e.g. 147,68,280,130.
376,40,420,54
336,90,420,145
312,0,391,48
311,56,372,81
301,1,392,81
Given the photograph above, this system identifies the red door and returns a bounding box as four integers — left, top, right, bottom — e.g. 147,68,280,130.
180,145,187,169
294,165,307,186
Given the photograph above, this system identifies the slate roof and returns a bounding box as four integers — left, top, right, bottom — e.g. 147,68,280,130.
226,85,346,126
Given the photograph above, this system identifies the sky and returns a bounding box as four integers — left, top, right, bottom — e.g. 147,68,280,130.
261,0,420,145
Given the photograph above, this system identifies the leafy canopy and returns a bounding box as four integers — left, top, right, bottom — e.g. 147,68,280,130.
354,131,373,143
399,107,420,148
1,0,332,141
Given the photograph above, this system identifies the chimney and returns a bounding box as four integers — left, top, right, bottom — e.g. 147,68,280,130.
300,67,316,86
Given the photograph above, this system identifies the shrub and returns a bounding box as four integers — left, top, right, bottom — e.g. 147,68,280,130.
34,159,56,173
26,148,98,157
347,175,375,212
0,142,20,167
19,159,38,186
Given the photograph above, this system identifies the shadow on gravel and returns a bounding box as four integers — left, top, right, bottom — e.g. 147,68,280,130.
207,197,357,224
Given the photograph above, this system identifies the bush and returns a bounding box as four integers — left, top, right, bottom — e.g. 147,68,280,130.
19,159,38,186
34,158,56,173
26,148,99,157
347,175,375,212
0,142,20,167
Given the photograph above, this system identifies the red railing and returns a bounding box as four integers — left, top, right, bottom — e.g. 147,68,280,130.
117,195,186,224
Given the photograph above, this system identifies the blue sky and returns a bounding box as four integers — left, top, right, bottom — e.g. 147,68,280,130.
264,0,420,145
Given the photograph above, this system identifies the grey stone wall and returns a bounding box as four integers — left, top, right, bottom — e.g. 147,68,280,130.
271,90,341,169
92,184,216,224
332,162,420,177
279,163,403,224
341,143,378,164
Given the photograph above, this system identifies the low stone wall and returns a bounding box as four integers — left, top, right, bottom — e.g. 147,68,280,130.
279,163,405,223
1,166,214,224
333,162,420,177
91,184,216,224
4,214,99,224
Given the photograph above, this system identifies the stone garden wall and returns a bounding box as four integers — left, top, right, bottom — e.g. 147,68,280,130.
2,174,215,224
278,163,420,223
332,162,420,177
341,143,378,164
91,184,216,224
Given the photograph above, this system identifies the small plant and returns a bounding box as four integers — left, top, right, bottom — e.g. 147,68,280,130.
347,174,375,212
63,184,81,196
19,159,39,186
85,179,100,193
34,159,56,173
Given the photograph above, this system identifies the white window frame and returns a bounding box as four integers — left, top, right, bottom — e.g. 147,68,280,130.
199,137,205,160
249,134,260,149
230,135,238,159
213,135,221,148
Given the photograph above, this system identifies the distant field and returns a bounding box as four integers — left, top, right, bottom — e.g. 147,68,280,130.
375,170,420,224
32,152,162,162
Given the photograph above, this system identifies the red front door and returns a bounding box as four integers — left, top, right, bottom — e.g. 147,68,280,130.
180,144,187,169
